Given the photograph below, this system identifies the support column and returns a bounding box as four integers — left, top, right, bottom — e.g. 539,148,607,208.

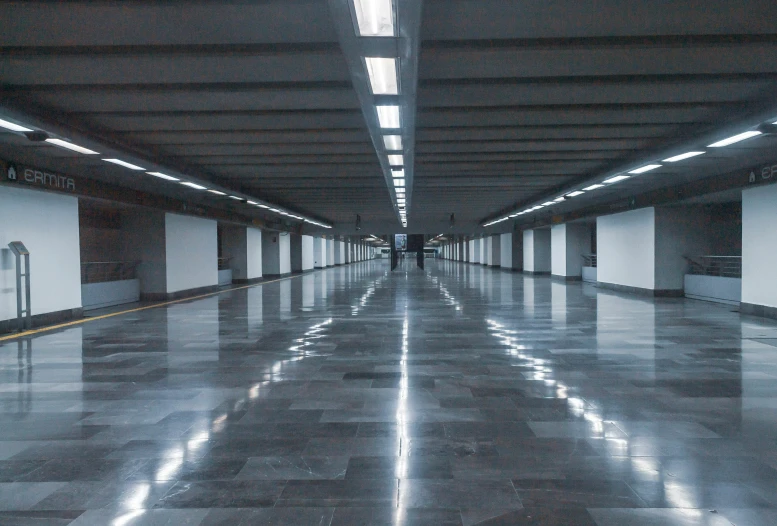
221,225,263,284
262,231,291,277
327,238,335,267
523,228,551,275
335,239,345,265
490,234,501,267
314,236,326,269
289,234,303,273
597,206,709,296
742,184,777,318
551,223,591,281
481,237,488,265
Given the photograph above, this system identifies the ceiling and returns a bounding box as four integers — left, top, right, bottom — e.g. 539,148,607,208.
1,0,777,234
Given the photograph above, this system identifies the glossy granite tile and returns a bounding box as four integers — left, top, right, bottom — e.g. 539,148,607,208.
0,261,776,524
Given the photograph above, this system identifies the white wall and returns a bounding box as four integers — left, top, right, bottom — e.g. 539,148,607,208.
0,186,82,321
551,224,591,277
597,207,655,290
279,234,291,274
500,233,512,268
523,230,534,271
165,213,218,293
743,184,777,308
246,227,263,279
327,239,335,266
301,235,314,271
551,225,568,277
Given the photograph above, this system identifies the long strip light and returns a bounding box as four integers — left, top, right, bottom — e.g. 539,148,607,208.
376,105,400,129
180,182,207,190
365,57,398,95
708,131,762,148
0,118,33,132
208,190,226,196
103,158,145,170
45,139,99,155
352,0,394,37
147,172,179,181
663,151,705,163
604,175,630,184
628,164,662,174
584,184,605,191
388,154,404,165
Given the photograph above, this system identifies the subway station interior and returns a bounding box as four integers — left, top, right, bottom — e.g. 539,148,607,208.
2,1,777,525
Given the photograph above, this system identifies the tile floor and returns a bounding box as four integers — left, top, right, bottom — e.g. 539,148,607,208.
0,259,776,525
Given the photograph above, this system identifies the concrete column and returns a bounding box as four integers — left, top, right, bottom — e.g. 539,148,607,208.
490,234,501,267
290,234,303,273
262,231,291,277
597,206,709,296
742,184,777,318
551,223,591,280
314,236,326,269
0,185,82,330
335,240,345,265
327,239,335,267
523,228,551,274
481,237,488,265
500,233,512,269
301,235,315,271
221,225,263,284
472,239,480,263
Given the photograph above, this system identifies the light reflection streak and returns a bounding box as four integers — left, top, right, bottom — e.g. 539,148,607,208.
112,510,145,526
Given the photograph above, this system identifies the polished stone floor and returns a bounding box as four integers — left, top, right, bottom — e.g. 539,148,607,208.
1,259,777,525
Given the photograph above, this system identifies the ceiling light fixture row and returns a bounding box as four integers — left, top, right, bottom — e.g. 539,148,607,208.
482,122,773,227
0,115,332,229
348,0,409,228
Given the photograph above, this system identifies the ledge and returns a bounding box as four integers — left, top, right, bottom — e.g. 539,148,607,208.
552,274,583,282
740,302,777,320
0,307,83,335
596,281,684,297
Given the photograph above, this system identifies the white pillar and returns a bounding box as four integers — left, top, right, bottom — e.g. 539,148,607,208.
742,184,777,317
551,223,591,280
327,239,335,267
523,229,551,274
262,231,291,277
221,225,263,283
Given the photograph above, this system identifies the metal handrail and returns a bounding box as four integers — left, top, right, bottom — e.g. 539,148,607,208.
582,254,597,268
81,261,140,284
684,255,742,278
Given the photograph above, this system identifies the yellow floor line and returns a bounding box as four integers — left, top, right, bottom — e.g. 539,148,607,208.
0,273,306,343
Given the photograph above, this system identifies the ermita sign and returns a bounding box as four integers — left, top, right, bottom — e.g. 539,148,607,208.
3,160,76,191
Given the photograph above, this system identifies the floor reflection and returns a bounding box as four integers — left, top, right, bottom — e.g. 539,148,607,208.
0,260,776,525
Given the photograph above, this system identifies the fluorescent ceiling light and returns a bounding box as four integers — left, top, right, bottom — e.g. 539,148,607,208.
584,184,605,191
45,139,98,155
229,196,242,200
247,201,258,205
258,204,270,209
147,172,179,181
376,105,400,128
365,57,398,95
663,151,705,163
388,154,404,165
509,214,520,218
393,178,405,187
268,208,280,213
384,135,402,150
567,191,585,197
553,197,566,202
352,0,394,36
0,118,32,132
208,190,226,196
629,164,662,174
541,201,555,206
392,169,405,178
181,182,207,190
103,158,145,170
708,131,762,148
604,175,630,184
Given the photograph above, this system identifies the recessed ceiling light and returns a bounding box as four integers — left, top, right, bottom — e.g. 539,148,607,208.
365,57,398,95
247,201,258,205
392,169,404,178
509,213,520,218
583,184,605,191
181,182,207,190
708,131,762,148
388,154,404,165
376,105,400,129
604,175,631,184
208,190,227,196
258,204,270,209
229,196,242,200
384,135,402,150
0,118,33,132
45,139,99,155
269,208,280,213
393,178,405,187
103,158,145,170
629,164,662,174
663,151,705,163
541,201,555,206
352,0,394,36
567,191,585,197
553,197,565,202
147,172,179,181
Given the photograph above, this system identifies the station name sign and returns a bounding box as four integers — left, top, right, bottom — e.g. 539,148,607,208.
3,160,76,192
747,162,777,185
